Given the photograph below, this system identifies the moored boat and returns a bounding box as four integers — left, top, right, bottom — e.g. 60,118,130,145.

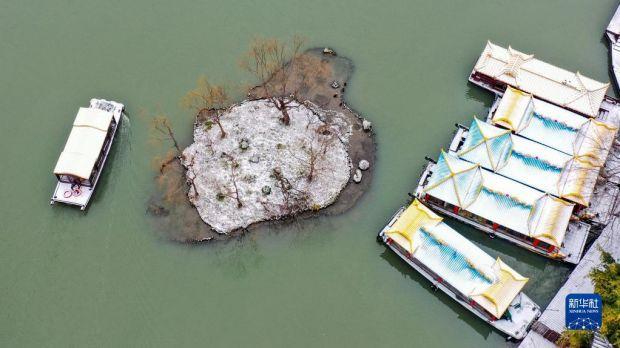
50,98,124,210
416,151,589,264
378,199,541,340
468,41,609,118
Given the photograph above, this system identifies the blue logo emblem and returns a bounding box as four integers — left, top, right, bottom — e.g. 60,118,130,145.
565,293,602,331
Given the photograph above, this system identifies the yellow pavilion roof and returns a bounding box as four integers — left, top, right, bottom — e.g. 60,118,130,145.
493,87,534,132
527,195,574,247
385,200,443,254
470,259,528,318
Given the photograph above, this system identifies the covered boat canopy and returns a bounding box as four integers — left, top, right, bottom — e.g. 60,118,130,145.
489,88,618,205
473,42,609,117
556,158,601,206
457,118,601,205
492,87,618,160
386,200,528,318
492,86,588,155
574,119,619,167
423,152,574,247
53,107,114,180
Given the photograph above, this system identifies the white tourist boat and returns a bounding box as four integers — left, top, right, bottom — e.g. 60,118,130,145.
50,99,124,210
606,5,620,90
378,200,541,340
468,41,609,118
416,151,590,264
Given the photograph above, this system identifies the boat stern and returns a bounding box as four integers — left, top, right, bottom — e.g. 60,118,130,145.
50,181,94,210
494,292,541,340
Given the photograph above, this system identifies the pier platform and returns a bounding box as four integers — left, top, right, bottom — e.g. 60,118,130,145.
518,216,620,347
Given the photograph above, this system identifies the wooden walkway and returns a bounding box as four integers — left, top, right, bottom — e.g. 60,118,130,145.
518,216,620,347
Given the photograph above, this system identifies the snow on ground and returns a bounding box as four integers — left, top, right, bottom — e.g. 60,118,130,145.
182,99,352,234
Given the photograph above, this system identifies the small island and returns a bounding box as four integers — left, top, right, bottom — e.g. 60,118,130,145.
149,43,375,241
183,99,354,233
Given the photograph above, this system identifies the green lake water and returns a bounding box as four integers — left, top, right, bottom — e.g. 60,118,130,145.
1,1,617,346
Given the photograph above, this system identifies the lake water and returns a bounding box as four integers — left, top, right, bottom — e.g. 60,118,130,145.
1,1,617,346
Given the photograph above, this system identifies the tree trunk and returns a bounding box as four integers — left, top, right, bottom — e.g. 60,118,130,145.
274,97,290,126
280,107,290,126
215,119,227,138
307,153,315,182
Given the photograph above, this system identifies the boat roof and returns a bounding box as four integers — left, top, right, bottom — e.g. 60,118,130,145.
490,88,619,205
457,118,599,205
423,152,574,247
492,87,618,158
493,87,588,154
53,107,114,180
386,200,528,318
473,42,609,117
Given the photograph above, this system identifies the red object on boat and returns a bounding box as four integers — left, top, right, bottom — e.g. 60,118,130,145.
453,206,460,214
492,223,499,231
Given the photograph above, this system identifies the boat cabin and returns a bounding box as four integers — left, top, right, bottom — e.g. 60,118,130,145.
53,107,117,186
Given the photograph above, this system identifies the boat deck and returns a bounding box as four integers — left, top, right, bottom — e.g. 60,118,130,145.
51,183,96,209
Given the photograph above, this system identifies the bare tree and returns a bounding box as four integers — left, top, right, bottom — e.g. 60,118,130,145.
150,115,182,154
305,124,336,182
181,76,230,138
282,113,338,183
148,113,200,199
149,115,183,171
154,155,186,205
240,36,306,125
221,152,243,208
271,167,309,214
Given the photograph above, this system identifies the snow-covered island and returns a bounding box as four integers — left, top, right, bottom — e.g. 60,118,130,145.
148,47,375,241
182,99,354,233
